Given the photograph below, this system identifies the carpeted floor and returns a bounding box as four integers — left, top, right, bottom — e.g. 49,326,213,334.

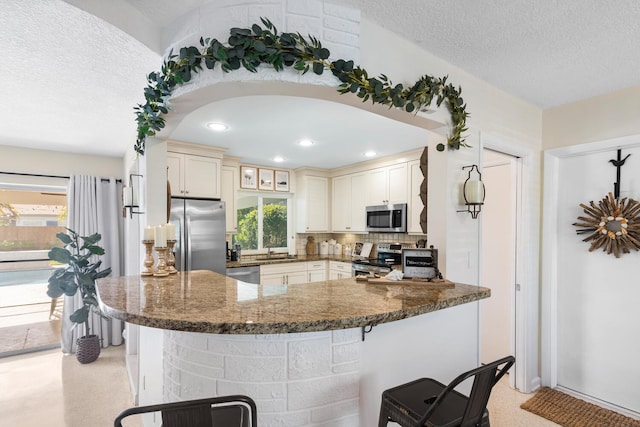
521,387,640,427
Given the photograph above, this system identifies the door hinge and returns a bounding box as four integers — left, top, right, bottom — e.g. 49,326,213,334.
515,283,521,291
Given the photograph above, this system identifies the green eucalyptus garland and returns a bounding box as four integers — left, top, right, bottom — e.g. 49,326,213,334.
134,18,469,155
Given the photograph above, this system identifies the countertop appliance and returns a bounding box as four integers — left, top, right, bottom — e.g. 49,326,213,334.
365,203,407,233
402,246,440,279
169,197,226,274
351,242,413,276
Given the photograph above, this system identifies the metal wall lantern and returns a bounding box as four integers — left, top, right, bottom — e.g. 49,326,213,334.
458,164,485,219
123,173,144,218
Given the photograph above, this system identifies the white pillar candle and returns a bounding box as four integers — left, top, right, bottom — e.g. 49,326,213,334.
154,225,167,248
143,226,154,241
464,180,485,204
165,223,176,241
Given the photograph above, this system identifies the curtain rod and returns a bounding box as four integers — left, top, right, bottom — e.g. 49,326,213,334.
0,171,122,183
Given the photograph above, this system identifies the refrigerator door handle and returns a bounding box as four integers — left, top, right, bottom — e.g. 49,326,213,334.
178,216,185,271
185,216,192,271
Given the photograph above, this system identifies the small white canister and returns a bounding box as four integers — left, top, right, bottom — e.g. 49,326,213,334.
320,241,329,255
334,243,342,256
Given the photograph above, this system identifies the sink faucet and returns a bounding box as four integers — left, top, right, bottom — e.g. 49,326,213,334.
266,235,276,257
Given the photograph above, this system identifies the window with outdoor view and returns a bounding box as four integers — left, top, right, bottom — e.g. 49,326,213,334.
0,186,67,340
0,189,67,254
233,193,290,252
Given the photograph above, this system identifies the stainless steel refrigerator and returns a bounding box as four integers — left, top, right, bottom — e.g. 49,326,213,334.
169,198,226,274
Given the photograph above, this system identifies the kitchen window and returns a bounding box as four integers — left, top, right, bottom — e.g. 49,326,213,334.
233,192,291,252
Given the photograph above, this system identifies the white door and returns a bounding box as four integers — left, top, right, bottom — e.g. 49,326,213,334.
480,149,517,367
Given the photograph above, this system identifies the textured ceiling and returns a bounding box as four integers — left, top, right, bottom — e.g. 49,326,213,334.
336,0,640,108
119,0,640,109
2,0,640,165
0,0,159,157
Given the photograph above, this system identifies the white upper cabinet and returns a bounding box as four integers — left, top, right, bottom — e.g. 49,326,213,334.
387,163,408,204
296,174,329,233
332,173,366,232
167,142,223,199
365,163,408,206
221,165,238,233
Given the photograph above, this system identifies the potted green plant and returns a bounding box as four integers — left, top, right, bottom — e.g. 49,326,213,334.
47,228,112,363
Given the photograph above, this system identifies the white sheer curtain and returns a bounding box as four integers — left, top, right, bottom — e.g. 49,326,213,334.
62,175,124,353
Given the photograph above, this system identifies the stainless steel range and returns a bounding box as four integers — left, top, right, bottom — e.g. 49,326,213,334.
351,242,413,276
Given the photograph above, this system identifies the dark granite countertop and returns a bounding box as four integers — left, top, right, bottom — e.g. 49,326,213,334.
97,270,490,334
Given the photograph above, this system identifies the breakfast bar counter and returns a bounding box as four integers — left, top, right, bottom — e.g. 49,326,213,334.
96,270,489,334
97,270,490,426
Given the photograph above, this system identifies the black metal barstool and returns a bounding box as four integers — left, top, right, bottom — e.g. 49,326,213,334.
114,395,257,427
378,355,515,427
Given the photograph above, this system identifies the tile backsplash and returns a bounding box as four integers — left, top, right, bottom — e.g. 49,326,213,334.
295,233,428,256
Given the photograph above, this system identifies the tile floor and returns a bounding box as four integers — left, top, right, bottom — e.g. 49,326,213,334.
0,344,558,427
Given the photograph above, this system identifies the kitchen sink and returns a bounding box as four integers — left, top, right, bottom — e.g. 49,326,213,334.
240,255,299,264
255,255,298,261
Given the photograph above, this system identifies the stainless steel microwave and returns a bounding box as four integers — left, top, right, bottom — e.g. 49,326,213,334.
365,203,407,233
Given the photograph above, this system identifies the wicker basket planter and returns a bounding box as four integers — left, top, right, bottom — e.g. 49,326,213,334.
76,335,101,364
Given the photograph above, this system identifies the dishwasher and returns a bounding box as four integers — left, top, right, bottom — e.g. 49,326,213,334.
226,266,260,284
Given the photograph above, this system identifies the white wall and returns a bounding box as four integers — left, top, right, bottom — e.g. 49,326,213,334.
543,85,640,150
553,145,640,413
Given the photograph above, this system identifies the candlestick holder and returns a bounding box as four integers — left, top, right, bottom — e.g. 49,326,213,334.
141,240,155,276
166,240,178,274
153,246,170,277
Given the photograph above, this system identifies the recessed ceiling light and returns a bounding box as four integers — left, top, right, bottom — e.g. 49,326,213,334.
364,151,377,157
207,122,228,131
273,156,284,163
298,139,314,147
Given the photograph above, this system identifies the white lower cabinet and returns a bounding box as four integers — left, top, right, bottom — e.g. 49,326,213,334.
260,263,307,285
329,261,353,280
307,260,327,283
260,260,342,284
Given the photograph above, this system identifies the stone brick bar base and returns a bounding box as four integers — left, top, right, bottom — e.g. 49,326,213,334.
163,328,362,426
